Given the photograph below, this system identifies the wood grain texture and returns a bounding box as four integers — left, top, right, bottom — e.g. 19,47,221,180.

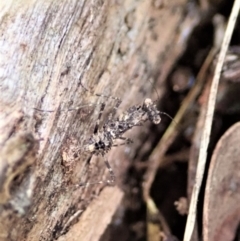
0,0,198,240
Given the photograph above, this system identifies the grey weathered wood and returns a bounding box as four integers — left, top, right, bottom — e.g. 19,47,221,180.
0,0,199,240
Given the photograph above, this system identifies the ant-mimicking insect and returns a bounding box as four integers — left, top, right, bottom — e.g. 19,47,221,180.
35,83,172,187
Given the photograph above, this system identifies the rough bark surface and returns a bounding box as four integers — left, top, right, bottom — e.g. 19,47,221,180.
0,0,199,240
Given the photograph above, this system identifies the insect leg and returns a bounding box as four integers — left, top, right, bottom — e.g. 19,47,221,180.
77,156,115,187
33,103,98,113
108,98,122,120
103,156,115,185
94,102,105,134
113,136,133,146
81,81,122,119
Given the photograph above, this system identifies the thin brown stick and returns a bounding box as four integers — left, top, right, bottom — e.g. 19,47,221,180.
143,47,216,201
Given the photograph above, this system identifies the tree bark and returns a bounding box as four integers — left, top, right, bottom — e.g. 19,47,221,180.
0,1,199,240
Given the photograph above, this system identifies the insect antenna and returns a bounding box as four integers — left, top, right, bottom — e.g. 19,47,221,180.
148,78,161,103
159,111,174,121
148,79,175,122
